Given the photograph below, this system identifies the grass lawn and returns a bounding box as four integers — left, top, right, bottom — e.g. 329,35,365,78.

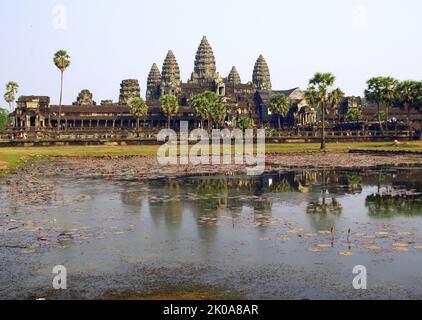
1,141,422,174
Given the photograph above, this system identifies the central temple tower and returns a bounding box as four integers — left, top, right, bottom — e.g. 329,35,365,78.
190,36,219,84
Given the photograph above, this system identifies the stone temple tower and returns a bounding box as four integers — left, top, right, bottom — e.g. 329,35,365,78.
252,55,272,90
119,79,141,105
190,36,219,84
227,66,241,85
146,63,161,101
161,50,181,96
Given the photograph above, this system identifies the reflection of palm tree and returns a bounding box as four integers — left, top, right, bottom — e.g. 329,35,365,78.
366,193,422,217
306,198,342,215
306,197,342,232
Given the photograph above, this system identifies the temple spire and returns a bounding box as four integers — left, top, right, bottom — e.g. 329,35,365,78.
190,36,218,83
227,66,241,85
146,63,161,101
161,50,181,95
252,54,272,90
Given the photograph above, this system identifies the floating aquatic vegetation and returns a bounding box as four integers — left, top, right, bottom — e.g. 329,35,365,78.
338,252,353,256
307,248,322,252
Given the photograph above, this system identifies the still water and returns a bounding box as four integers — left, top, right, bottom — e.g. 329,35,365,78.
1,168,422,299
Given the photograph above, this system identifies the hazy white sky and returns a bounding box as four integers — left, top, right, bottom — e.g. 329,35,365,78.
0,0,421,104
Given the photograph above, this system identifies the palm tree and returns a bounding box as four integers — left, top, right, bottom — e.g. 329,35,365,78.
191,91,223,131
208,93,226,129
160,94,179,128
237,115,254,130
328,88,345,122
307,72,337,151
191,93,209,129
53,50,71,132
268,93,290,130
396,80,420,122
365,76,398,133
4,81,19,111
128,97,148,136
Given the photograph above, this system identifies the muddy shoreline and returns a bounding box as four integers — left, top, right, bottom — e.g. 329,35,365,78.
5,152,422,180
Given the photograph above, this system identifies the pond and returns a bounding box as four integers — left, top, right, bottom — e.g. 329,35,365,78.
1,167,422,299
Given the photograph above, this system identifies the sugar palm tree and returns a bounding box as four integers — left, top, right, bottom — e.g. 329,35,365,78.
328,88,345,122
396,80,420,123
191,93,209,129
4,81,19,111
307,72,336,151
160,94,179,129
365,76,398,133
53,50,71,132
237,115,254,131
208,93,226,129
268,93,290,130
128,97,148,135
191,91,223,131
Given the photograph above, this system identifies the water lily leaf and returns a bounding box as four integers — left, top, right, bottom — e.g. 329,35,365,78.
366,245,382,251
338,251,353,256
260,236,271,241
392,243,408,247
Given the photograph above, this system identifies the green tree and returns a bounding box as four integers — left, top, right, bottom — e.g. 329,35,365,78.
328,88,345,122
237,115,254,130
191,91,224,131
345,108,363,122
304,86,319,121
268,93,290,130
364,76,398,132
128,97,148,135
208,93,226,129
4,81,19,111
53,50,71,132
191,92,209,129
396,80,421,123
0,108,8,132
307,72,338,151
160,94,179,128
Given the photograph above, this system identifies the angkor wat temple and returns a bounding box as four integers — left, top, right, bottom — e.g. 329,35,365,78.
6,36,421,140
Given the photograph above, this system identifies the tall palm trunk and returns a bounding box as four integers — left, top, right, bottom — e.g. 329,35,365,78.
405,103,411,138
321,103,326,151
385,104,389,135
167,116,171,129
377,102,384,135
57,71,64,134
278,115,281,130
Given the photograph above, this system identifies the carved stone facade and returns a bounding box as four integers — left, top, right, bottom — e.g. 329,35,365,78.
189,36,219,84
160,50,181,96
73,89,96,106
227,66,241,85
252,55,272,90
9,36,346,135
146,63,161,101
119,79,141,105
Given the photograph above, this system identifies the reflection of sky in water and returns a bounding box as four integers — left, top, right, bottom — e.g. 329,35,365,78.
1,168,422,299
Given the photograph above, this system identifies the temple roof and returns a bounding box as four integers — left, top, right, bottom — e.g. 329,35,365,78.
161,50,181,85
252,55,272,90
227,66,241,85
256,88,301,103
147,63,161,86
191,36,217,83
